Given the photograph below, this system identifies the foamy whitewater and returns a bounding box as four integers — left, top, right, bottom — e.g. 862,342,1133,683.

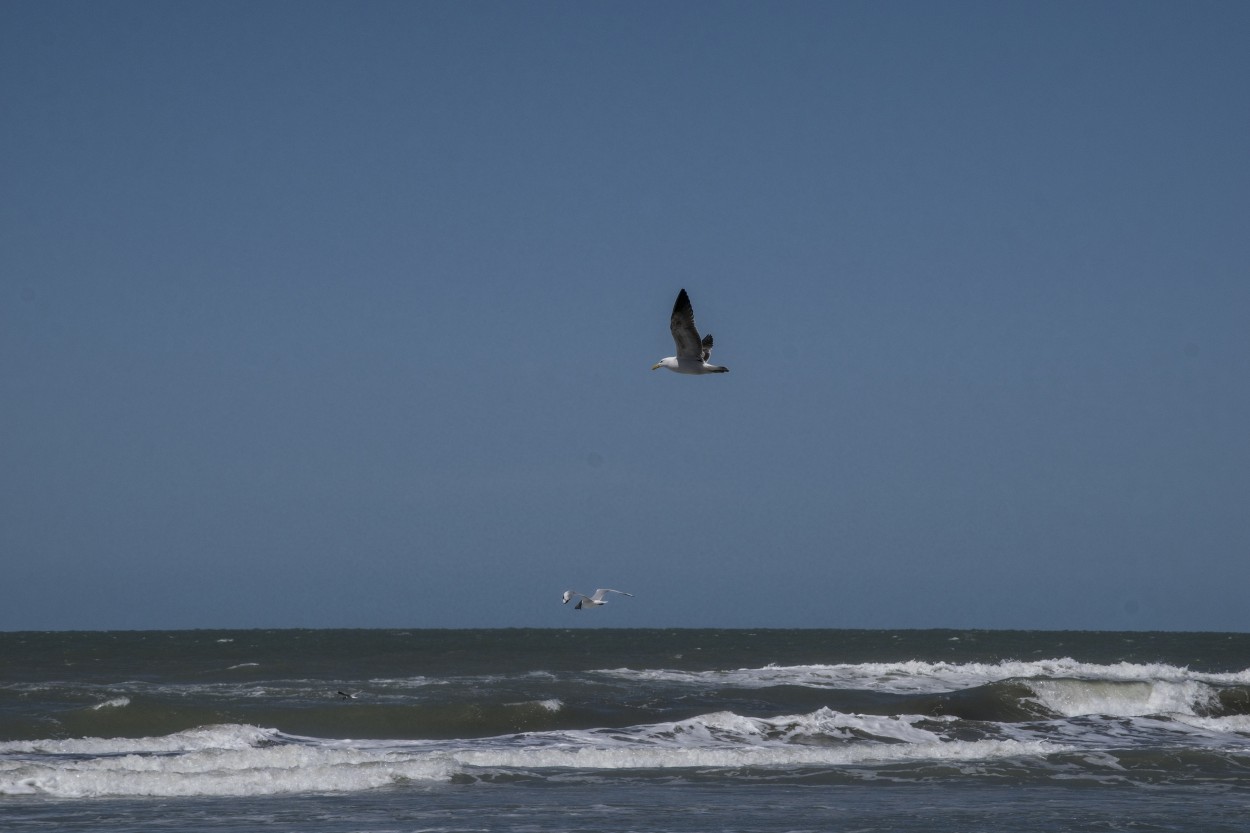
3,629,1249,832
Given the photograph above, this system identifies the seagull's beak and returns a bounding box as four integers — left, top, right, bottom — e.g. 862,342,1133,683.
651,362,663,370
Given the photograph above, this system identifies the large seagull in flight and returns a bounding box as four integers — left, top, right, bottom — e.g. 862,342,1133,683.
652,288,729,374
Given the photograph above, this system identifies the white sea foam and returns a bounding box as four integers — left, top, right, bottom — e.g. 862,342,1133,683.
89,697,131,710
602,659,1250,695
453,708,1067,772
0,724,278,756
0,724,455,798
1169,714,1250,736
453,735,1065,772
0,749,455,798
643,707,947,747
367,676,444,688
0,710,1075,798
502,698,563,712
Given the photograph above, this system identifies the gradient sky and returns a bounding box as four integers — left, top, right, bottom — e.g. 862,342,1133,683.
3,1,1248,631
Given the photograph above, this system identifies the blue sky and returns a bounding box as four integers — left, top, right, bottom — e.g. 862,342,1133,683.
3,1,1248,631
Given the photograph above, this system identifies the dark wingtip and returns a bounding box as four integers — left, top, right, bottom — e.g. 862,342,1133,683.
672,288,691,314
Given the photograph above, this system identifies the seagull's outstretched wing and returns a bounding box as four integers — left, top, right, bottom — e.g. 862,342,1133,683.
669,289,705,360
589,588,633,602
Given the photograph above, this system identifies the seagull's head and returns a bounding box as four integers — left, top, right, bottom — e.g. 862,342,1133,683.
561,590,574,604
652,357,676,371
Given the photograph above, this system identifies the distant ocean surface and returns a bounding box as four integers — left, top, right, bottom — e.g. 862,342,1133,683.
3,629,1250,832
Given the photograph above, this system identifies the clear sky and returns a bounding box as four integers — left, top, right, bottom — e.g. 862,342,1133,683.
3,1,1248,631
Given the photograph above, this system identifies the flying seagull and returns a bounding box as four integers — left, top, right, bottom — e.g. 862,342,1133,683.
562,588,633,610
652,288,729,374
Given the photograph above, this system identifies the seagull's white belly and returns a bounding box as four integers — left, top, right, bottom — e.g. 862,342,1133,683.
670,358,713,374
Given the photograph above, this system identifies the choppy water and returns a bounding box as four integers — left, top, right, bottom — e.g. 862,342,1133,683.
3,629,1249,831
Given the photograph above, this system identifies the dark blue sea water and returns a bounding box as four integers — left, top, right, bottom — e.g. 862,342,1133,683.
3,629,1249,831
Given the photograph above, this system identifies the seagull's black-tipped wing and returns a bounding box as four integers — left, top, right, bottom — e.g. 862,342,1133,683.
669,288,704,360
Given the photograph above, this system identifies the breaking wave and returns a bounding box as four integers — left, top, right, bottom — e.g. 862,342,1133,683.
6,653,1250,798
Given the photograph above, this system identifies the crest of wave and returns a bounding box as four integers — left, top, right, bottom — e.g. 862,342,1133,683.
453,707,1072,772
1022,678,1220,718
0,725,455,798
609,659,1250,694
0,724,276,756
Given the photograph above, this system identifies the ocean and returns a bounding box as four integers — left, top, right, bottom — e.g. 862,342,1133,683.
2,628,1249,832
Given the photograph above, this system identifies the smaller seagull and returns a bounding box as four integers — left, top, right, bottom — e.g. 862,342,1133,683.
562,588,633,610
652,288,729,374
